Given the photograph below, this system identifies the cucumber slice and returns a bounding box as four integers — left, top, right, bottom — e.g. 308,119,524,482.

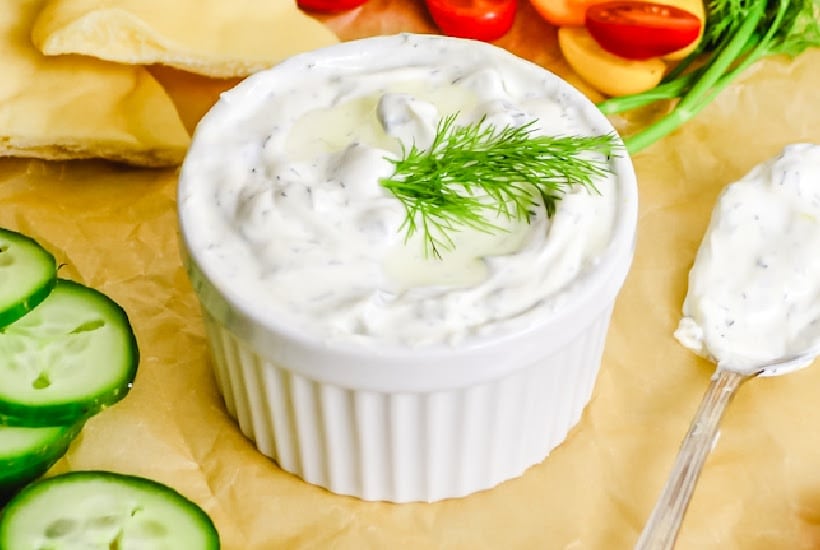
0,279,139,427
0,422,84,504
0,228,57,329
0,471,220,549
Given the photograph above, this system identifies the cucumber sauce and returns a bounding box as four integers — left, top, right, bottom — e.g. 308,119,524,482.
179,34,618,347
675,144,820,373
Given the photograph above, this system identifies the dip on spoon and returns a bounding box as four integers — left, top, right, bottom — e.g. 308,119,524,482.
637,143,820,549
675,143,820,374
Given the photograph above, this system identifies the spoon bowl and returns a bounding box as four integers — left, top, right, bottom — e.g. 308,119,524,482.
749,342,820,377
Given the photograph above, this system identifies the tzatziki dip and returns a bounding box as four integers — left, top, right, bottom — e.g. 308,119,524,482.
179,34,623,347
675,143,820,373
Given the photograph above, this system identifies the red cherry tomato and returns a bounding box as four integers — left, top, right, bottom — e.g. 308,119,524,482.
297,0,369,12
425,0,518,42
585,1,702,60
529,0,598,26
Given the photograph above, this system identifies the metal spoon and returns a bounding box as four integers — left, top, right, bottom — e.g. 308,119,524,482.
635,341,820,550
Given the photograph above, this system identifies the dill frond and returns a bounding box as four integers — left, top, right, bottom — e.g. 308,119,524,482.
379,113,620,258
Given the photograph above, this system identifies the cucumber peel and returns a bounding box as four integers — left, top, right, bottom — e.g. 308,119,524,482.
0,279,139,427
0,228,57,329
0,422,84,504
0,471,220,549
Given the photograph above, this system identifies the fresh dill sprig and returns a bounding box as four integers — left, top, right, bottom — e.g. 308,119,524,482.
379,113,620,258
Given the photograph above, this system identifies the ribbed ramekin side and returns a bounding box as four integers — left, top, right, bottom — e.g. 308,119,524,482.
202,305,613,502
527,303,614,465
202,313,236,418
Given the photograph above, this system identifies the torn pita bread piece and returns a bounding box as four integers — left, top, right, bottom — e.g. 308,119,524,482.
31,0,340,78
2,0,190,167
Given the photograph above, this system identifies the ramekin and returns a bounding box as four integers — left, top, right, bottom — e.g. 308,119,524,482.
178,34,638,503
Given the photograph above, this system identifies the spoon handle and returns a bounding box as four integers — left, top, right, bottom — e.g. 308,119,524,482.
635,369,747,550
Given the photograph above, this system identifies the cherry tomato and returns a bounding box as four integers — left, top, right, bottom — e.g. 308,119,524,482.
529,0,599,27
297,0,369,12
558,27,665,96
585,1,702,60
425,0,518,42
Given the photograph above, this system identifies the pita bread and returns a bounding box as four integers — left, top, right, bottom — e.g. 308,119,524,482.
2,0,190,166
31,0,340,78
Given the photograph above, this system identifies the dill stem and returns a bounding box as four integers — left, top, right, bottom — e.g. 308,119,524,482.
622,0,767,153
596,37,762,116
661,48,704,83
676,2,765,110
597,75,695,114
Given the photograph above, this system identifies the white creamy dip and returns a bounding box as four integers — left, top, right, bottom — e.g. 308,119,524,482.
675,144,820,373
179,34,621,347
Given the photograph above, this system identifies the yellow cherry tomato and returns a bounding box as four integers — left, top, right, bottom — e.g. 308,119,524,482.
558,27,666,96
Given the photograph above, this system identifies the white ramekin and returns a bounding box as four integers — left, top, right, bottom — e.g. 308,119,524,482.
178,34,638,503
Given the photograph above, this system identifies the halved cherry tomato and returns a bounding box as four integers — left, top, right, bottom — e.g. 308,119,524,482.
585,1,702,60
425,0,518,42
656,0,705,59
297,0,369,12
529,0,599,27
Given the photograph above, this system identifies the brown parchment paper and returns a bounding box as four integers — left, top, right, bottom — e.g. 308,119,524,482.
2,1,820,548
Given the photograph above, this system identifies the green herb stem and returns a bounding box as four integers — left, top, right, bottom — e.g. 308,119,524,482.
669,3,762,104
595,0,820,154
660,47,704,84
622,0,766,153
597,74,696,115
597,38,762,116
